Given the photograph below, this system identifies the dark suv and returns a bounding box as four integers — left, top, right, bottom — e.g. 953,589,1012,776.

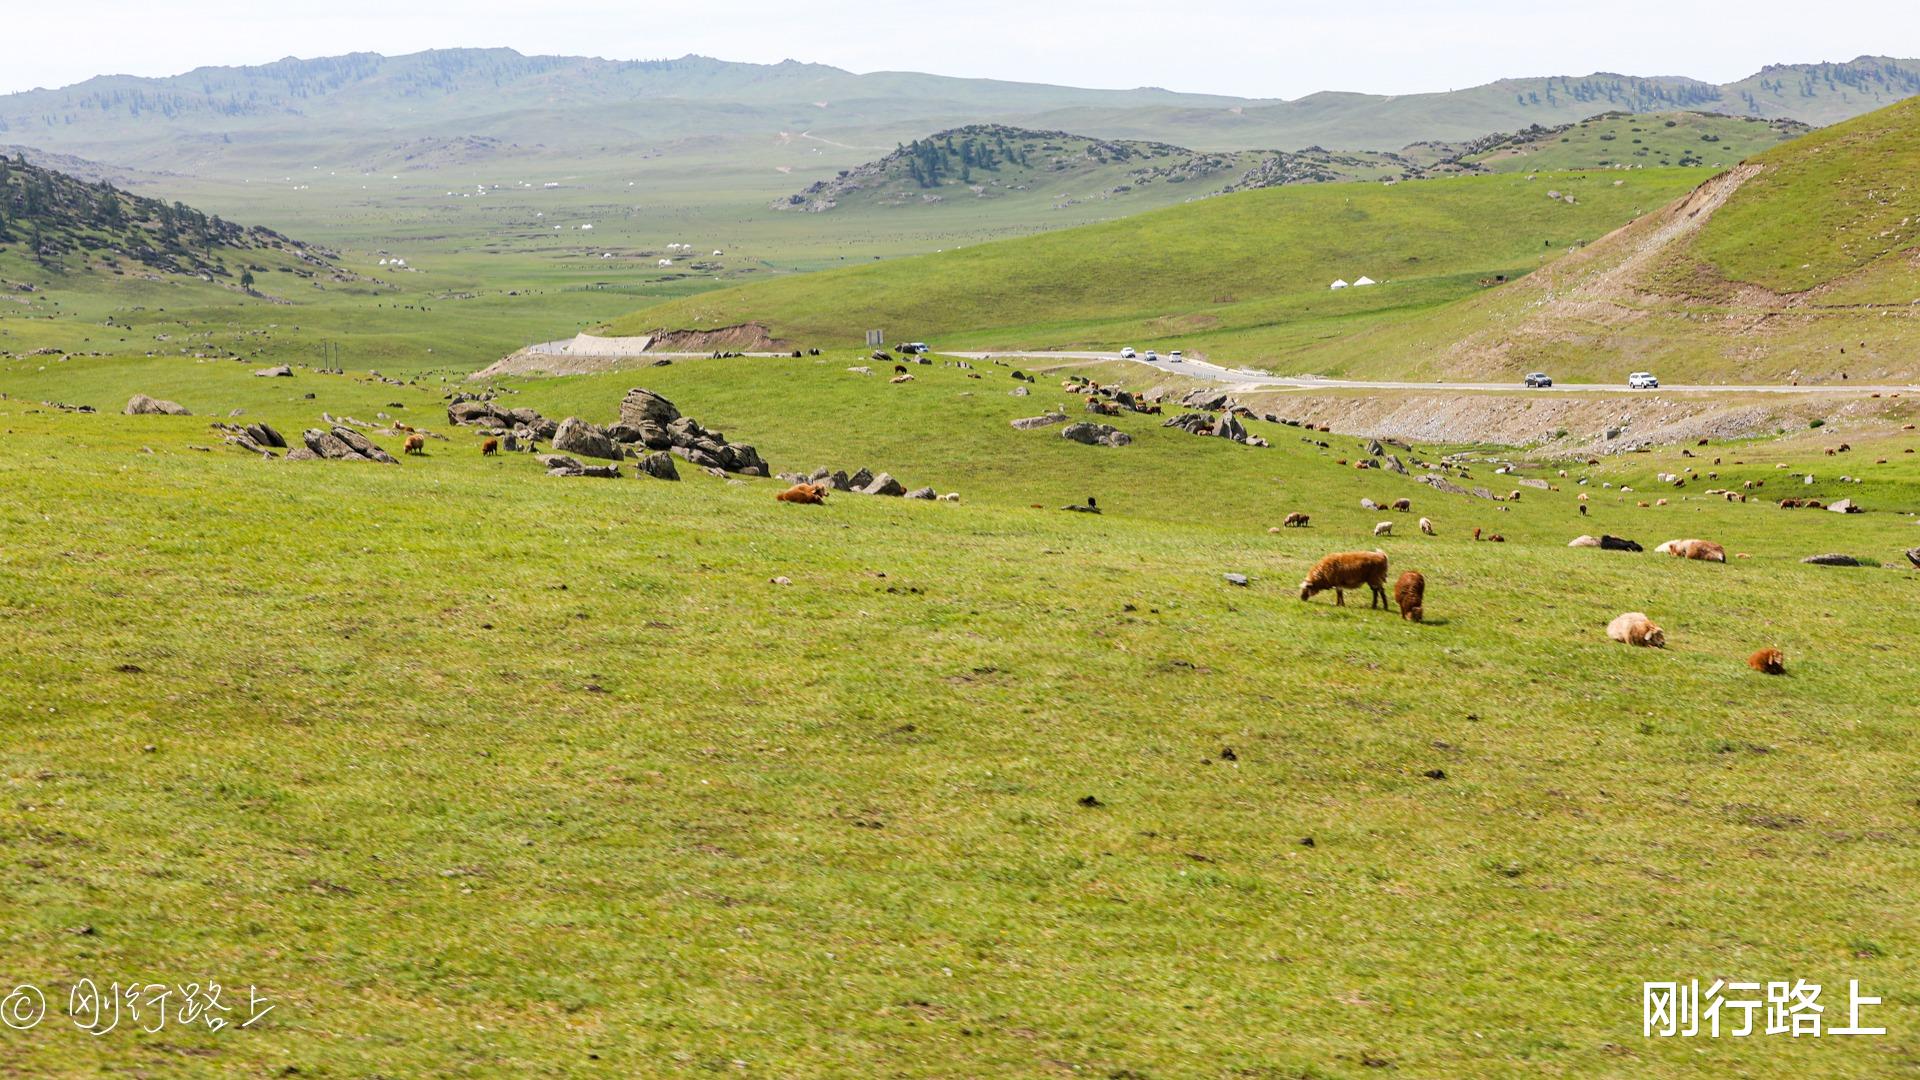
1524,372,1553,388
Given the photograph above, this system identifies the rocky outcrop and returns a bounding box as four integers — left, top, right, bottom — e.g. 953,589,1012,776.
611,389,767,476
301,426,397,463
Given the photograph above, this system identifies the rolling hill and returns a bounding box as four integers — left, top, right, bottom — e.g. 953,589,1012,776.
604,165,1709,351
772,125,1417,214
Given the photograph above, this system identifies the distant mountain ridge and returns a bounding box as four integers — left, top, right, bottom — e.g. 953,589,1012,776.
0,49,1914,174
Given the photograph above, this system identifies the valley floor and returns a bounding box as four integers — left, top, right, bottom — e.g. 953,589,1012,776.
3,350,1919,1076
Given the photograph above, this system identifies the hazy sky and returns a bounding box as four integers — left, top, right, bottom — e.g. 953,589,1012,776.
6,0,1917,98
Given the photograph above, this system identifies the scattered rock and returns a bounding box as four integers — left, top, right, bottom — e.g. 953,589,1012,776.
124,393,190,416
1223,573,1249,587
1011,412,1068,430
1827,499,1861,514
253,365,293,378
1801,553,1870,567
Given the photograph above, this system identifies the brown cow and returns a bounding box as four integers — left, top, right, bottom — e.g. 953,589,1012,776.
1394,570,1425,622
1748,648,1786,675
1299,551,1390,609
482,437,499,456
775,483,828,505
403,434,425,456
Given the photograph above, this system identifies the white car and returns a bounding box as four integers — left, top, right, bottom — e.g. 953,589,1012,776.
1119,346,1137,359
1628,372,1659,389
1144,350,1159,362
1169,350,1184,362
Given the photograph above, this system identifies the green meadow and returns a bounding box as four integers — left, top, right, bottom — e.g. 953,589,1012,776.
3,349,1919,1076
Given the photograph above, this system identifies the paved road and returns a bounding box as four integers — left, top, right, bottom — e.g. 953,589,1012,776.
947,350,1920,396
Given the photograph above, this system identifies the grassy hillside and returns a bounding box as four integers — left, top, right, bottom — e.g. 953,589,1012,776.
605,167,1709,353
1459,111,1810,172
4,346,1920,1076
0,152,339,291
1296,96,1920,384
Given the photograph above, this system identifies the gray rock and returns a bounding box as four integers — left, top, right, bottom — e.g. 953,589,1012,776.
1012,412,1068,430
1010,386,1031,397
1906,547,1920,569
283,447,320,462
861,472,906,497
253,365,293,378
607,422,645,444
125,393,190,416
552,417,619,460
244,423,286,448
330,426,397,464
905,486,937,500
637,451,680,481
1212,413,1248,442
618,388,681,429
848,467,875,490
1383,454,1408,475
1801,553,1869,566
1061,421,1119,445
1827,499,1860,514
448,400,501,425
302,428,358,460
577,464,621,479
1224,573,1249,587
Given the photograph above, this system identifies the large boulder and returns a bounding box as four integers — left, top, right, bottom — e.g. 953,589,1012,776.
619,388,681,429
329,426,397,464
244,423,287,449
552,417,619,460
1061,422,1129,448
125,394,190,416
1212,413,1248,442
302,428,358,460
637,451,680,481
448,400,502,425
847,467,875,490
861,472,906,497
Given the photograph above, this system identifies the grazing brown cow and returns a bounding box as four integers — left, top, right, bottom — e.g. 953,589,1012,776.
1394,570,1425,622
1299,551,1390,609
482,437,499,456
1748,648,1786,675
403,434,425,456
1283,512,1310,528
775,483,828,505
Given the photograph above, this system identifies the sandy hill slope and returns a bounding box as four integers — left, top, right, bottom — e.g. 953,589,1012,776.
1304,96,1920,383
